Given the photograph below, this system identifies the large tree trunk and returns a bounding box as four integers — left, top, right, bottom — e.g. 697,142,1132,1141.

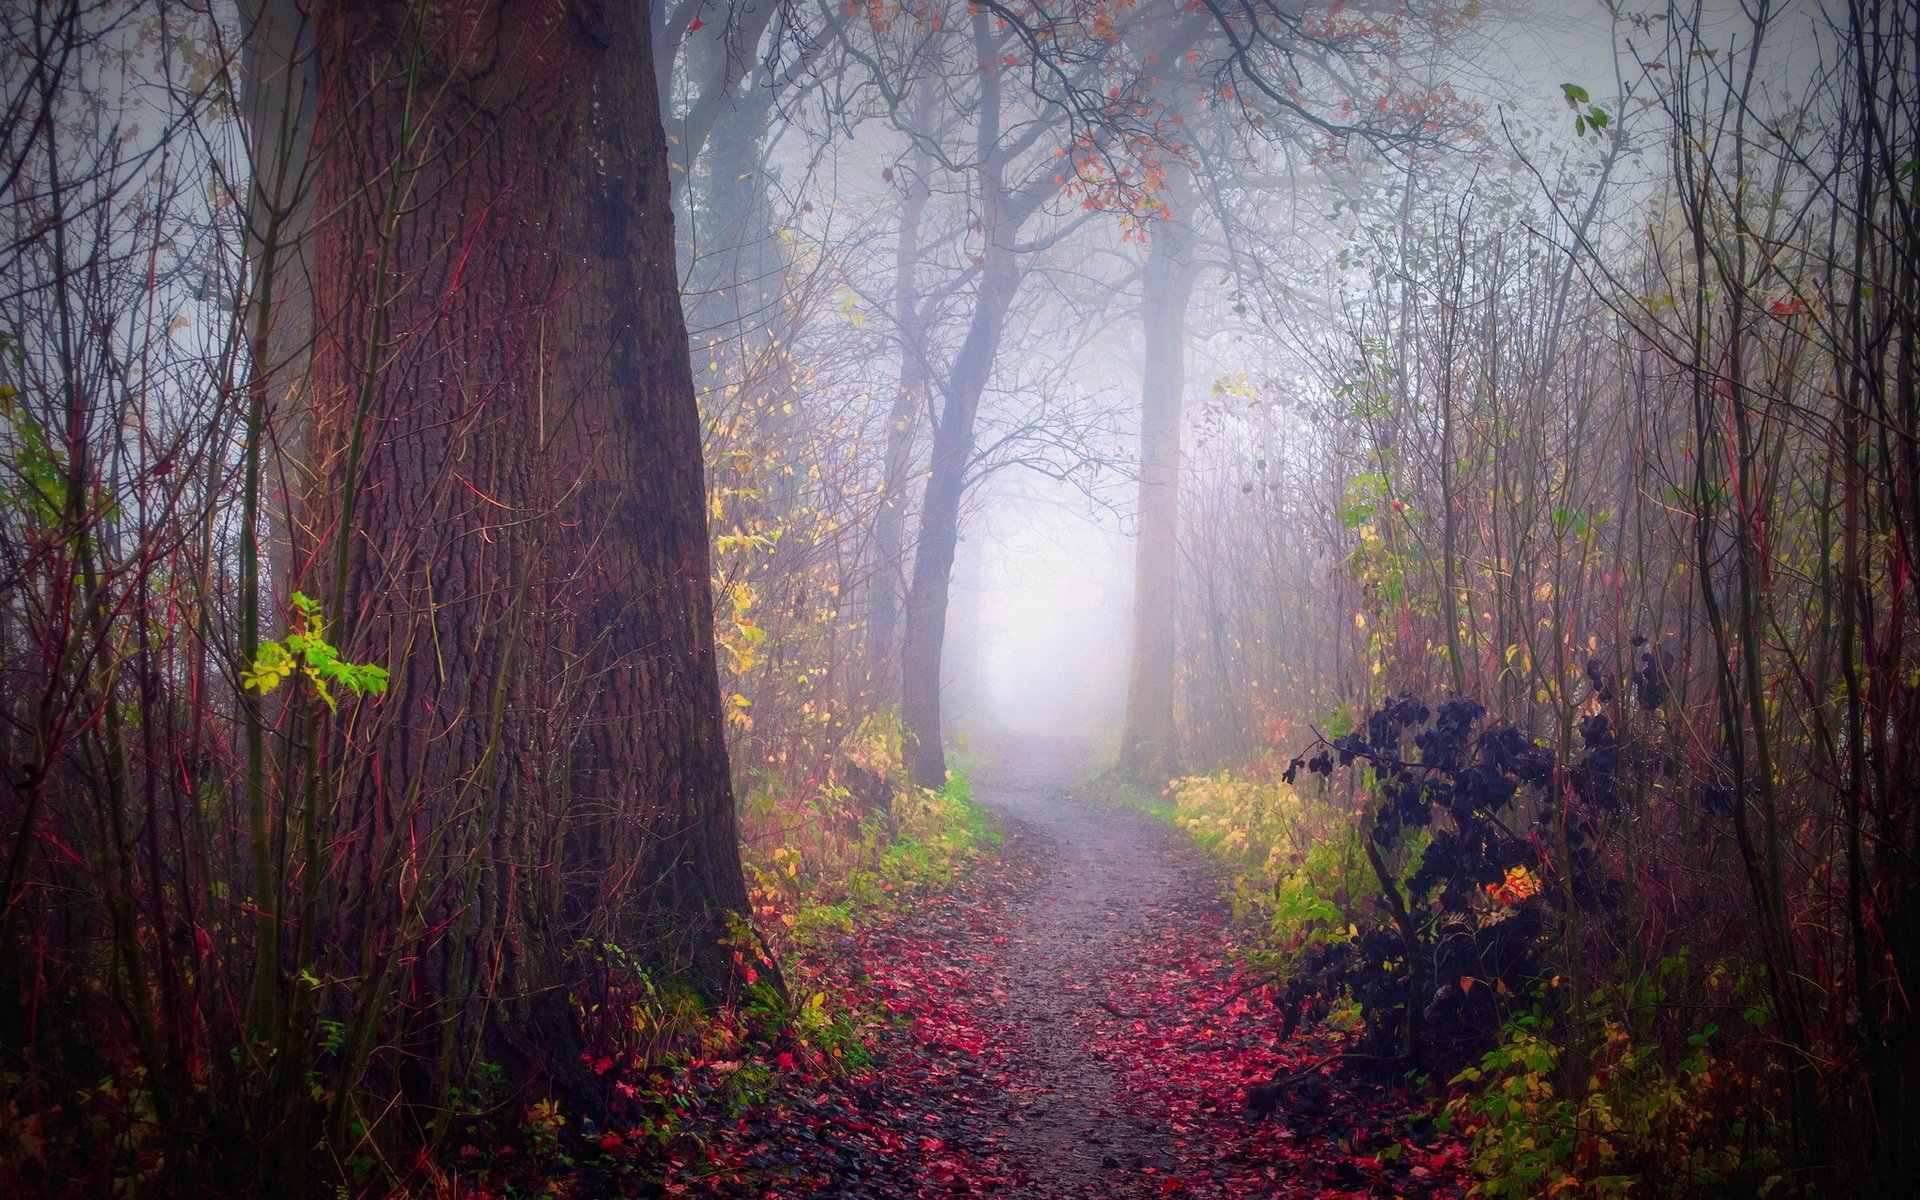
555,0,755,991
1116,190,1199,783
297,0,752,1125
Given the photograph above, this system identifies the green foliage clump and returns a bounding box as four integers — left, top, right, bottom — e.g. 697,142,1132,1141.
242,591,388,712
1449,999,1779,1199
1157,769,1365,971
779,768,996,944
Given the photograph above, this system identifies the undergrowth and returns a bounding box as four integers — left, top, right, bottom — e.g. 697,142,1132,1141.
430,717,998,1198
1113,693,1784,1199
1104,765,1371,1037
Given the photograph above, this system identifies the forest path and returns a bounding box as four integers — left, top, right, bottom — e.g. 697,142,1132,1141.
651,737,1459,1199
966,735,1215,1198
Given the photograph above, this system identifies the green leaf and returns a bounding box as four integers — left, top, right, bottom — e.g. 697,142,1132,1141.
243,595,385,711
241,642,295,694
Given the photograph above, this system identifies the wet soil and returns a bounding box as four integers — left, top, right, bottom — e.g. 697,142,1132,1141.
968,737,1226,1198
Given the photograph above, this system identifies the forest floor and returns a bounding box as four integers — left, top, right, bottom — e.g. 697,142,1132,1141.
551,738,1471,1199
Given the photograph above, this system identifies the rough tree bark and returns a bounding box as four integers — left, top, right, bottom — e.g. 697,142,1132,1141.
555,0,755,989
1116,173,1198,783
295,0,753,1115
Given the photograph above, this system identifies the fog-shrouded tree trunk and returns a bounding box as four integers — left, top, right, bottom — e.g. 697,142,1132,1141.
1116,171,1199,783
239,0,313,324
678,16,786,357
898,11,1025,788
899,248,1018,787
235,5,316,1140
240,0,314,561
866,113,933,705
666,4,803,445
292,0,752,1127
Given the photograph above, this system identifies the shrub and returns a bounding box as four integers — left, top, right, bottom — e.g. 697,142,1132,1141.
1449,1002,1780,1198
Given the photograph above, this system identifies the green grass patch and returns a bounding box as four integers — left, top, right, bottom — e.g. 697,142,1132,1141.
787,767,997,947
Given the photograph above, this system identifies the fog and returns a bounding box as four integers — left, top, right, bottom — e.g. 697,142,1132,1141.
9,0,1909,1188
948,474,1132,741
911,0,1641,750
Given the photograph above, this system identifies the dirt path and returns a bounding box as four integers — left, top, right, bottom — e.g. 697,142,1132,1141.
643,738,1467,1199
967,737,1221,1198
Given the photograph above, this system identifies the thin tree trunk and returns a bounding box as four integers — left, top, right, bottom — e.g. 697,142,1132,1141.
899,257,1017,787
1117,190,1198,783
868,130,932,704
900,15,1021,788
240,0,314,615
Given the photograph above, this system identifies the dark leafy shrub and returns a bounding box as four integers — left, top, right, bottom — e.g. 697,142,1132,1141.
1280,693,1622,1075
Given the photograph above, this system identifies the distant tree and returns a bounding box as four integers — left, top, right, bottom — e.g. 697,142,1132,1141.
1115,164,1199,782
870,0,1164,787
1112,0,1480,783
